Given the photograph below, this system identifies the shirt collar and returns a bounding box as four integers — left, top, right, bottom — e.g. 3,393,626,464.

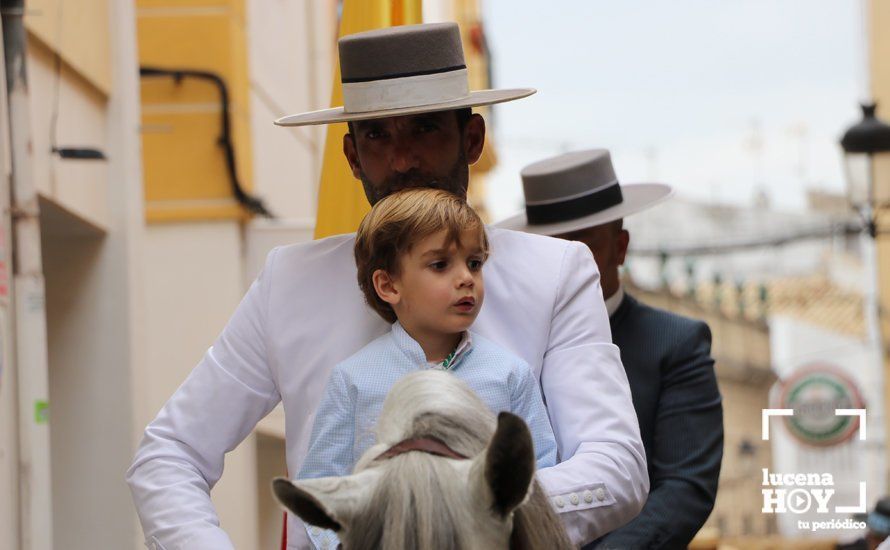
431,331,472,370
391,321,473,370
605,283,625,318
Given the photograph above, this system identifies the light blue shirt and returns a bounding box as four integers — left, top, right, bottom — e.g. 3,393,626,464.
298,321,558,549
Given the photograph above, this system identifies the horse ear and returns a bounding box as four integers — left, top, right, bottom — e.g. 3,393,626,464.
272,477,342,531
479,412,536,517
272,468,382,531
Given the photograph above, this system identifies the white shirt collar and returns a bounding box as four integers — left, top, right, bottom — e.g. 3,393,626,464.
605,283,625,318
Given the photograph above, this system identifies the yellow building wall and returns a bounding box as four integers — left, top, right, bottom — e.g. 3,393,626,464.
137,1,253,222
873,0,890,106
452,0,496,220
870,0,890,492
870,1,890,251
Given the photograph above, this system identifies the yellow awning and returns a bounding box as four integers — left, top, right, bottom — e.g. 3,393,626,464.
313,0,423,239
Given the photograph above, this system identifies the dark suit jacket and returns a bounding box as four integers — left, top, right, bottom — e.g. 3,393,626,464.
594,293,723,549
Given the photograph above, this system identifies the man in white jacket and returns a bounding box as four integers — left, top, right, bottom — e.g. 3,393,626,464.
126,22,648,550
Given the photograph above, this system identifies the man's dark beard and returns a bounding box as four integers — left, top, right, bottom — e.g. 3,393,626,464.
358,152,469,205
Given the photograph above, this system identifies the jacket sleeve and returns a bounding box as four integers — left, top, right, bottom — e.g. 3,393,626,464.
125,248,283,550
535,241,649,546
509,360,558,469
596,321,723,549
297,367,356,550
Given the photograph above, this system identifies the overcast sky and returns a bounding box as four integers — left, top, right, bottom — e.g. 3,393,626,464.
481,0,868,221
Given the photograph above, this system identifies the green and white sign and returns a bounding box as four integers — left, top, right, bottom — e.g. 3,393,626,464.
779,366,864,447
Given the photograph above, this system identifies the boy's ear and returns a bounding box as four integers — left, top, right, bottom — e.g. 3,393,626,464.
372,269,400,306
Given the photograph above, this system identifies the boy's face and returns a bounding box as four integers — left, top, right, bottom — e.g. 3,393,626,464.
378,228,486,337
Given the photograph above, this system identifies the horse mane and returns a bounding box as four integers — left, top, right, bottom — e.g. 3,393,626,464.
510,482,573,550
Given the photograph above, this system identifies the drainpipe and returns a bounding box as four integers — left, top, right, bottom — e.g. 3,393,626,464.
1,1,53,549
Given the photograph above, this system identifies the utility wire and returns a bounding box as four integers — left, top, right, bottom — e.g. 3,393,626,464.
49,25,61,153
628,220,864,257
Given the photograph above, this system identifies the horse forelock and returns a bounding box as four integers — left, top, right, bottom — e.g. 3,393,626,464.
344,453,473,550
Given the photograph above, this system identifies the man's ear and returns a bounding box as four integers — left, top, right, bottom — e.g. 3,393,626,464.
463,113,486,165
616,229,630,267
372,269,400,306
343,131,363,179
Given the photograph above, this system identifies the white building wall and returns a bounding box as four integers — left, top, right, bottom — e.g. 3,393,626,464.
256,434,288,549
27,39,109,230
243,2,336,543
247,0,335,220
0,16,17,549
768,314,885,539
0,308,16,549
423,0,456,22
140,221,260,548
37,1,147,548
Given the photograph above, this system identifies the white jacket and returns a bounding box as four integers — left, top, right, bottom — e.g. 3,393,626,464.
126,227,649,549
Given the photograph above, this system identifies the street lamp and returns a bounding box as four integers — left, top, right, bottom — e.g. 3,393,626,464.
841,103,890,237
842,104,890,498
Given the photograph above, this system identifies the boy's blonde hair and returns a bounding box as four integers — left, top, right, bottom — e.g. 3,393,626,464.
354,188,489,323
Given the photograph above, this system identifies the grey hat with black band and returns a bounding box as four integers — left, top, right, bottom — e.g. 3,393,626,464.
275,22,535,127
496,149,673,236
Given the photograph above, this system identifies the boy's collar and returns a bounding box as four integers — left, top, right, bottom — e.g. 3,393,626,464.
391,321,473,371
434,331,472,370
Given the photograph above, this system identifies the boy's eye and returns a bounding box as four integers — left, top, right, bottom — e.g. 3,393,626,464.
468,259,483,270
430,260,448,270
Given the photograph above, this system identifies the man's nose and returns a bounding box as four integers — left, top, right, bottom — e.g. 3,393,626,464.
390,138,420,173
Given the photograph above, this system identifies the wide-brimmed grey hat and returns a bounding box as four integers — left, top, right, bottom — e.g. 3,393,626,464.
275,22,534,127
496,149,673,236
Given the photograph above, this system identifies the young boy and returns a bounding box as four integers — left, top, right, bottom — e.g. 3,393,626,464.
297,188,557,549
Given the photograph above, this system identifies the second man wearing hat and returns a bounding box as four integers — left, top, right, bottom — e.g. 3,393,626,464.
500,149,724,549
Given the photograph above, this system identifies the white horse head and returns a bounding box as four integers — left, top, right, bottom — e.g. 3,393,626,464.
273,370,572,550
